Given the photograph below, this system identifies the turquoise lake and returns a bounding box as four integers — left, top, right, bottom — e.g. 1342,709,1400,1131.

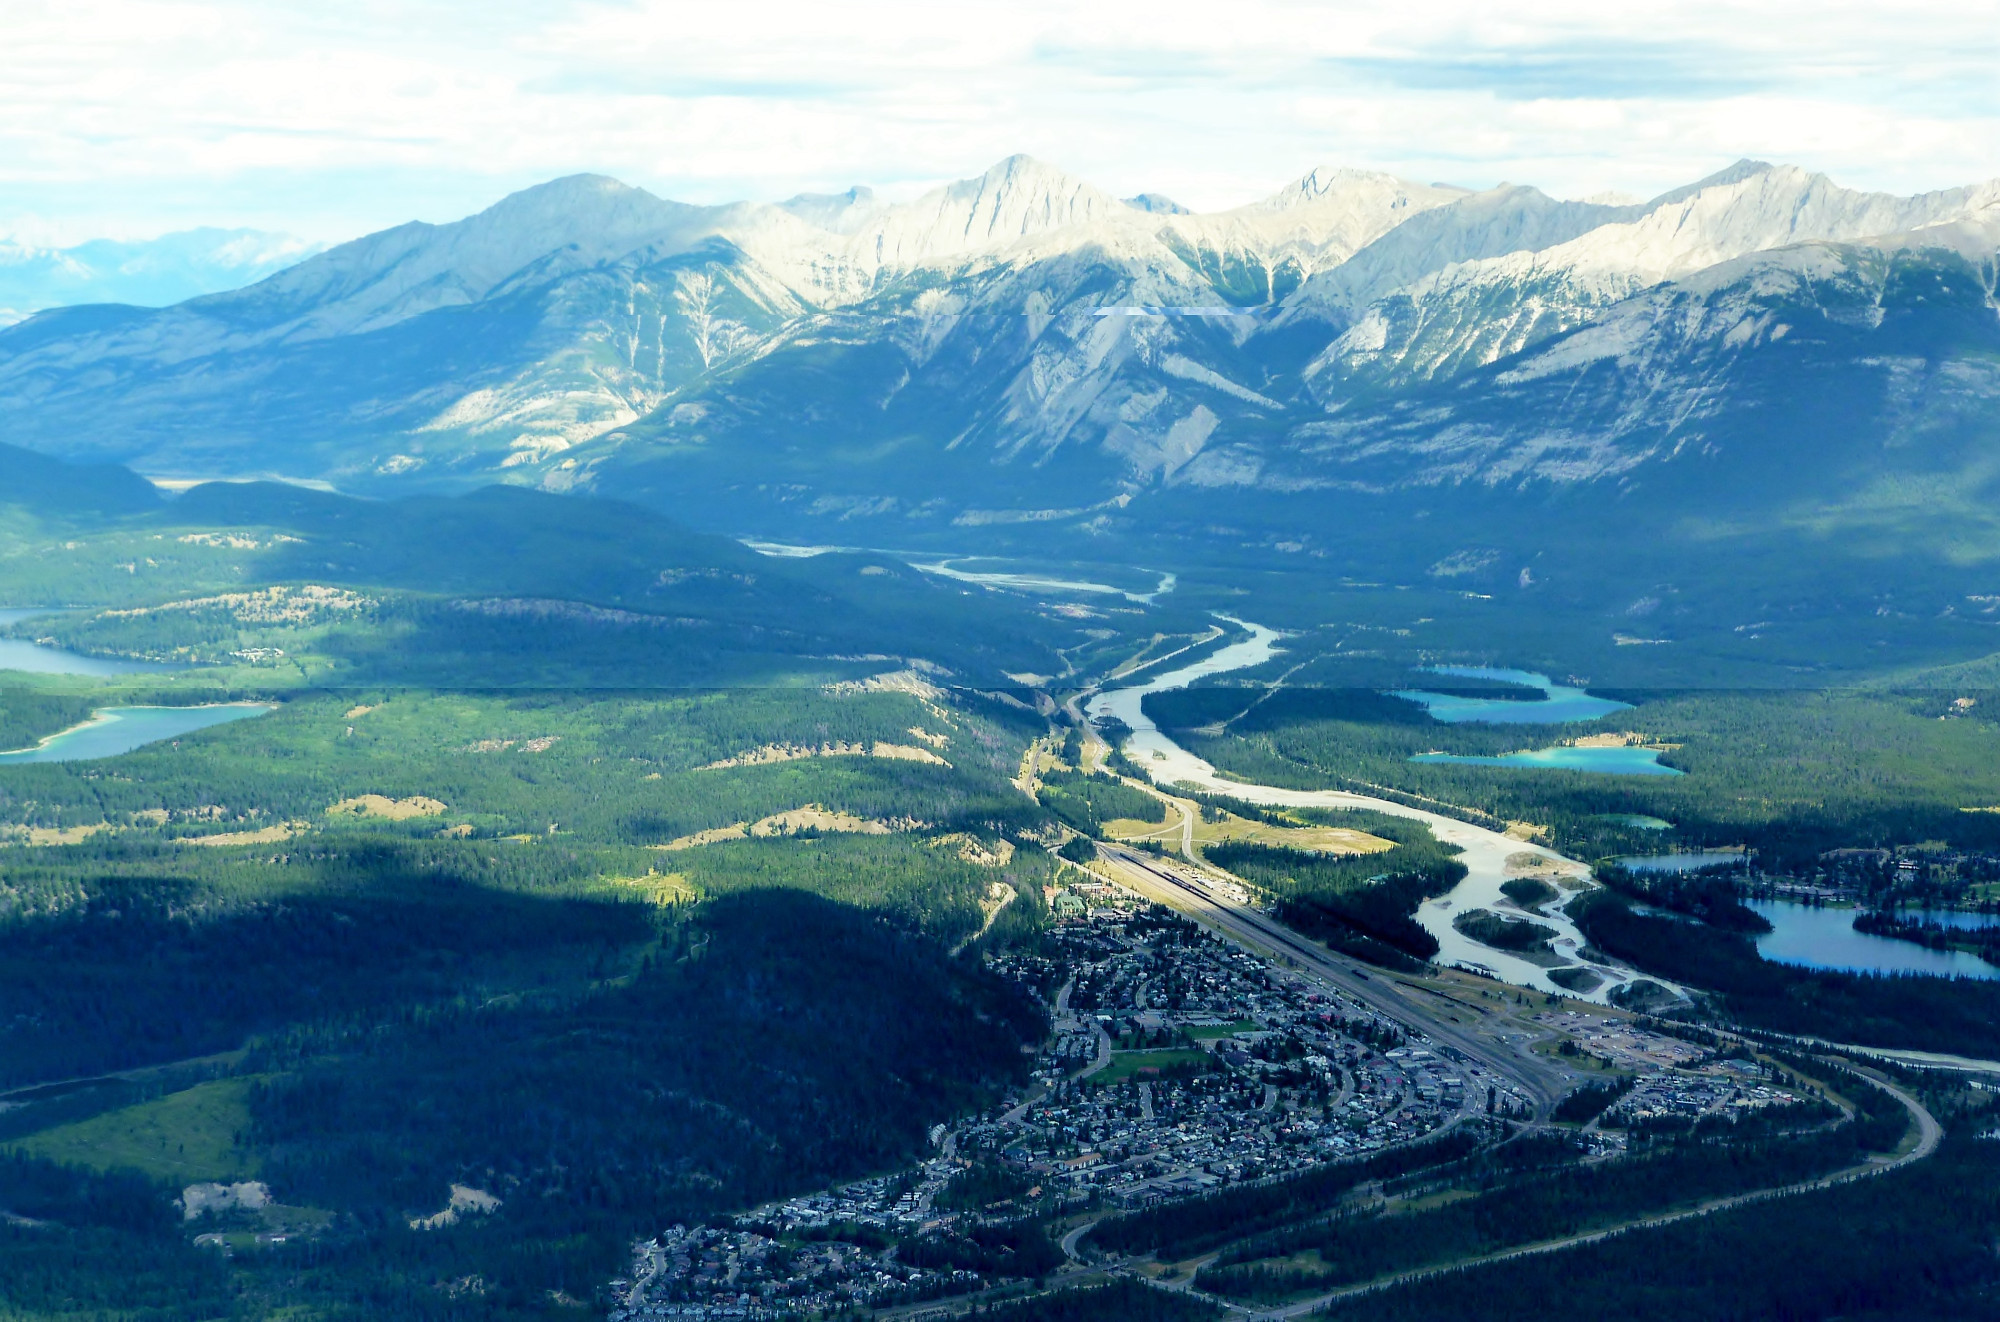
1412,745,1682,776
0,704,275,764
1747,900,2000,980
1392,666,1633,725
0,609,174,676
1398,666,1671,775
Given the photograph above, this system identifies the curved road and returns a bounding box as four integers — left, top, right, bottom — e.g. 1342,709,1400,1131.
1230,1068,1938,1319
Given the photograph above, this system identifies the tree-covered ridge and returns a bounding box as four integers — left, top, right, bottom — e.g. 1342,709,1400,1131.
0,662,1069,1319
0,887,1047,1321
1038,768,1167,836
1198,1121,1898,1301
0,686,1043,844
979,1279,1220,1321
1087,1129,1484,1260
0,477,1170,689
248,889,1042,1251
0,827,1054,1089
0,688,97,752
673,833,1053,944
0,840,647,1087
0,675,1056,1085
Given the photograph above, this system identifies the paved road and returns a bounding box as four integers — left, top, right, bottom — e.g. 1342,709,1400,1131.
0,1049,242,1102
1079,1019,1115,1078
1059,1219,1102,1261
1246,1067,1941,1318
1094,842,1569,1114
1770,1038,2000,1078
1078,1064,1938,1321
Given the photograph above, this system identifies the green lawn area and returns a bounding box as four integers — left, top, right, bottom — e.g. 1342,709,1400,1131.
1097,1049,1212,1083
1104,816,1177,840
1182,1020,1262,1041
8,1078,258,1183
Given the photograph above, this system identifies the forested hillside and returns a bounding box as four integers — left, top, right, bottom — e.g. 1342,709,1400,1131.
0,453,1104,1317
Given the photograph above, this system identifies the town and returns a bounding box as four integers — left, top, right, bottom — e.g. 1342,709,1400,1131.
608,876,1822,1320
612,878,1549,1321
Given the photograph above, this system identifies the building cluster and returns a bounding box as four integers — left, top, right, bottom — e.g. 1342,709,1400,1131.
1606,1057,1801,1131
1535,1010,1802,1134
610,1225,980,1321
1752,845,2000,908
611,889,1520,1320
604,867,1914,1320
1538,1010,1707,1072
751,1160,963,1236
975,895,1506,1210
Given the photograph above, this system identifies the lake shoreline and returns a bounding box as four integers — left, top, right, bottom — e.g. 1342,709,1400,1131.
0,703,277,763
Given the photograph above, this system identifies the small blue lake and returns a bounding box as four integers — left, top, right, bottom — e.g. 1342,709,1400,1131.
1412,745,1682,776
0,704,275,764
1392,666,1632,725
1748,900,2000,980
1620,851,1746,872
0,610,174,677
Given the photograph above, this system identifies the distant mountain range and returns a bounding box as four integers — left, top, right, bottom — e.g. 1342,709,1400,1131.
1,155,1997,611
0,228,323,324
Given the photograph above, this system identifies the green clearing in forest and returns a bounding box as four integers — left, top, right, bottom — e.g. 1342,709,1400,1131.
10,1079,258,1183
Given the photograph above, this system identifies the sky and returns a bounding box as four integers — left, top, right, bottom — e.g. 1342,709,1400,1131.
4,0,1999,245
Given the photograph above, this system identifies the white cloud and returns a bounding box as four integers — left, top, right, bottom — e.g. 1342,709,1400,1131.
2,0,1997,243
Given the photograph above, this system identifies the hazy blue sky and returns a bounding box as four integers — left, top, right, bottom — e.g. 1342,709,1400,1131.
5,0,1998,244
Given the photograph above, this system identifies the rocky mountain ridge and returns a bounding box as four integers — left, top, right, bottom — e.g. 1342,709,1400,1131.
0,154,1994,561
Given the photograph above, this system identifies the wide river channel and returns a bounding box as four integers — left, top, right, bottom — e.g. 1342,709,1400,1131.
1086,620,1660,1004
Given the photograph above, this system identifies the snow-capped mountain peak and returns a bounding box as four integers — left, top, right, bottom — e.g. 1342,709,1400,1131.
854,155,1132,269
1133,169,1472,302
1305,159,2000,398
210,173,710,340
1276,183,1645,319
7,153,1997,513
775,186,883,235
1641,158,1777,210
1257,165,1467,214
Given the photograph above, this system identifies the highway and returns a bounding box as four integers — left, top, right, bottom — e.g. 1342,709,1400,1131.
1092,841,1571,1115
1254,1067,1941,1318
